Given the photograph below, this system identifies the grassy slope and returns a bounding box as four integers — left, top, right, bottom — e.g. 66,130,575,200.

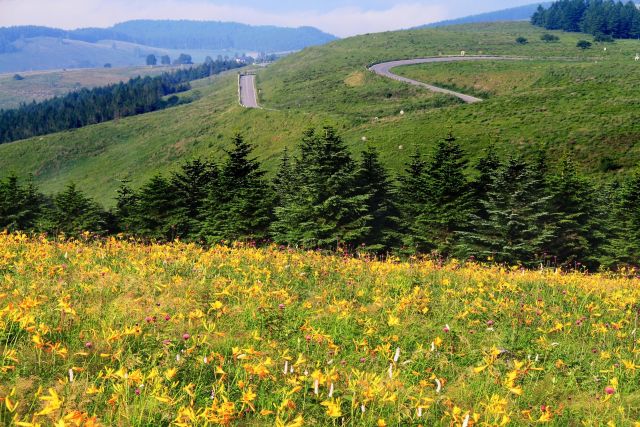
256,22,640,172
0,66,178,109
1,22,640,205
2,234,640,425
395,59,556,98
0,72,333,205
392,57,640,165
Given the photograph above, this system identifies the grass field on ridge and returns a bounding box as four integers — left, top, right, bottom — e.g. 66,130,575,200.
0,66,178,110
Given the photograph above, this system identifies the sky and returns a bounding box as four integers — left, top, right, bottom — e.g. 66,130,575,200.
0,0,540,37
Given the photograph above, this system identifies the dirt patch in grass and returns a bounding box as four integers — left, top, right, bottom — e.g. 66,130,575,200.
344,71,366,87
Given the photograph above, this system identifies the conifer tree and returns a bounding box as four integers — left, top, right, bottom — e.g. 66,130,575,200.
354,146,400,252
203,134,273,243
471,144,502,221
270,147,308,245
630,4,640,38
532,0,640,39
546,157,604,269
271,127,370,249
398,134,472,255
271,149,309,246
0,174,43,231
460,156,553,265
114,179,139,235
41,183,106,237
135,175,177,240
531,5,546,26
397,150,430,252
608,170,640,266
272,147,296,208
170,158,218,240
420,133,472,255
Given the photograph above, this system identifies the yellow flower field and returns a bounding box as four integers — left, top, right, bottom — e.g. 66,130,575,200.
1,232,640,426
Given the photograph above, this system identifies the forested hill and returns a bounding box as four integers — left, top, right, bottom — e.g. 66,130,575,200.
109,21,337,52
532,0,640,39
417,3,552,28
0,21,337,54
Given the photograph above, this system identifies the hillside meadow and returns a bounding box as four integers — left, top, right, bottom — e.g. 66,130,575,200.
0,66,178,110
2,23,640,204
1,233,640,425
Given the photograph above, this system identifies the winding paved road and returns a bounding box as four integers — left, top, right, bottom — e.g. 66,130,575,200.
369,56,513,104
239,73,260,108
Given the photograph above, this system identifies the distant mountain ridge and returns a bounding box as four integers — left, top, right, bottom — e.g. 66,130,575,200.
417,3,553,28
109,20,336,52
0,21,337,54
0,20,337,73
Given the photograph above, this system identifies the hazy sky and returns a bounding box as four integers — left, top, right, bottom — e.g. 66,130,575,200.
0,0,540,37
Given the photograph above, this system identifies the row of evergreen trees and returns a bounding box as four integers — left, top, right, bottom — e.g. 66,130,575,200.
531,0,640,39
3,128,640,270
0,60,243,144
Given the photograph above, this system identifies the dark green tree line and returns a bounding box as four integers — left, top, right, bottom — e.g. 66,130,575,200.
532,0,640,39
3,129,640,270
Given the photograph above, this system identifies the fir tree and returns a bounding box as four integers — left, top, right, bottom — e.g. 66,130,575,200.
203,135,273,243
531,5,547,26
419,133,472,256
0,174,42,231
398,134,472,256
270,146,308,245
471,144,502,221
397,150,430,252
272,147,296,207
135,175,177,240
170,158,218,240
354,146,400,252
546,157,604,269
271,157,309,246
114,179,139,235
609,170,640,266
532,0,640,39
460,156,553,265
271,127,370,249
595,181,624,268
41,183,106,237
630,4,640,38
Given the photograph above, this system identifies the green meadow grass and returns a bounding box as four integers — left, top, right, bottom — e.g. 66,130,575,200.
1,22,640,205
2,234,640,425
0,66,177,109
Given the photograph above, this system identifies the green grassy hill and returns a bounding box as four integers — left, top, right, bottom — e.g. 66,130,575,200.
2,22,640,206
